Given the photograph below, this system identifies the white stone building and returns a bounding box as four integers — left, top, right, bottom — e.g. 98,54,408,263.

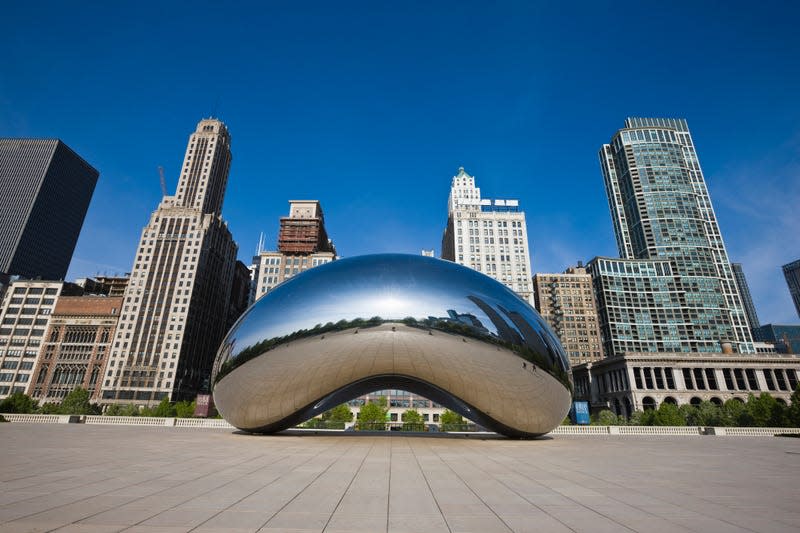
572,352,800,417
0,280,82,399
441,167,534,305
101,118,243,405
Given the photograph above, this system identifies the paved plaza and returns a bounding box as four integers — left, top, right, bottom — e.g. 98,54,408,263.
0,424,799,533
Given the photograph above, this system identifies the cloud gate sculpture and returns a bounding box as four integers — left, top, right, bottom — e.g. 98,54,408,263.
212,254,572,437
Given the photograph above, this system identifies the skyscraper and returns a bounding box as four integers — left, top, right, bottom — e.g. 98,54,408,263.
441,167,534,304
599,118,753,353
731,262,760,330
101,118,242,404
252,200,337,299
533,264,604,365
0,139,99,280
783,259,800,319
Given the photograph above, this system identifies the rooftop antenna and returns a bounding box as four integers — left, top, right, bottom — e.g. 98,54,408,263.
158,166,167,197
255,232,265,255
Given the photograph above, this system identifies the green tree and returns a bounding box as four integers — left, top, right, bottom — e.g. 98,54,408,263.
696,401,724,426
440,409,465,431
302,417,326,428
357,397,388,430
628,409,655,426
105,403,140,416
401,409,425,431
60,388,98,415
322,404,354,424
653,403,683,426
175,400,196,418
595,409,620,426
722,399,748,426
38,402,62,414
788,385,800,427
678,404,698,425
746,393,786,427
652,403,685,426
0,392,38,414
153,398,176,417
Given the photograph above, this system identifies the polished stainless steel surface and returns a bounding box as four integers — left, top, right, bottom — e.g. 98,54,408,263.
212,254,572,437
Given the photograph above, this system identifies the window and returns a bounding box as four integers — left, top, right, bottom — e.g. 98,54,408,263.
745,369,759,390
763,369,776,391
682,368,694,390
705,369,718,390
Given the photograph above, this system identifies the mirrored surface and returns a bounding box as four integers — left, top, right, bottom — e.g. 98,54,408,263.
212,254,572,437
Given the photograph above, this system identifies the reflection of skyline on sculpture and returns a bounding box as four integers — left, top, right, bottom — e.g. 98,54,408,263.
218,254,570,377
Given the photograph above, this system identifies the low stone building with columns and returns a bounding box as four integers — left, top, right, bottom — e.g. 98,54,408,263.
572,352,800,417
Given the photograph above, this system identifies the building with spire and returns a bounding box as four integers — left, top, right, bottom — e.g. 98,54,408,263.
100,118,244,405
441,167,534,305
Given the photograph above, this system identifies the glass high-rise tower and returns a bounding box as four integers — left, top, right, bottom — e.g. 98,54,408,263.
783,259,800,319
599,118,753,354
731,262,760,331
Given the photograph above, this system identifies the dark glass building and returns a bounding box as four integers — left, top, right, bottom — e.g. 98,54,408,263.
731,262,760,330
753,324,800,355
0,139,98,280
783,259,800,319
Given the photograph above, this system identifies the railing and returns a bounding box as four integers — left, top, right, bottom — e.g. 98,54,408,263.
4,414,800,437
551,426,800,436
174,418,233,429
1,414,67,424
720,427,800,437
85,416,174,426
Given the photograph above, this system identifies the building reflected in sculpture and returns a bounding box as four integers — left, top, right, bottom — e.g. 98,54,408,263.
212,254,572,437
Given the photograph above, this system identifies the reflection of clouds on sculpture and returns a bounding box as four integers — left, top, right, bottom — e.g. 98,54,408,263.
213,254,572,437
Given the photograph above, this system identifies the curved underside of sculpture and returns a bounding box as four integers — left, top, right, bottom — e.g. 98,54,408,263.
212,254,573,438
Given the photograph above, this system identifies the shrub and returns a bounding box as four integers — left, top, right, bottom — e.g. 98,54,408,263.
357,397,388,430
440,409,466,431
653,403,685,426
153,398,176,418
595,409,620,426
60,388,99,415
106,403,140,416
0,392,38,414
175,400,196,418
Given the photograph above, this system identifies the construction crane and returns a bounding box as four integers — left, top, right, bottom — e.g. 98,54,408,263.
157,166,167,197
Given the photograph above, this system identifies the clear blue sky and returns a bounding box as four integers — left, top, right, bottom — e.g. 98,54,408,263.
1,1,798,323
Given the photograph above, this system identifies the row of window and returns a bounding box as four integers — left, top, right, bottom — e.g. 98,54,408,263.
627,366,800,393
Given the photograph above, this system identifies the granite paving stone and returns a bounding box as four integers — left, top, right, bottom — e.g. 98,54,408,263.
0,424,798,532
